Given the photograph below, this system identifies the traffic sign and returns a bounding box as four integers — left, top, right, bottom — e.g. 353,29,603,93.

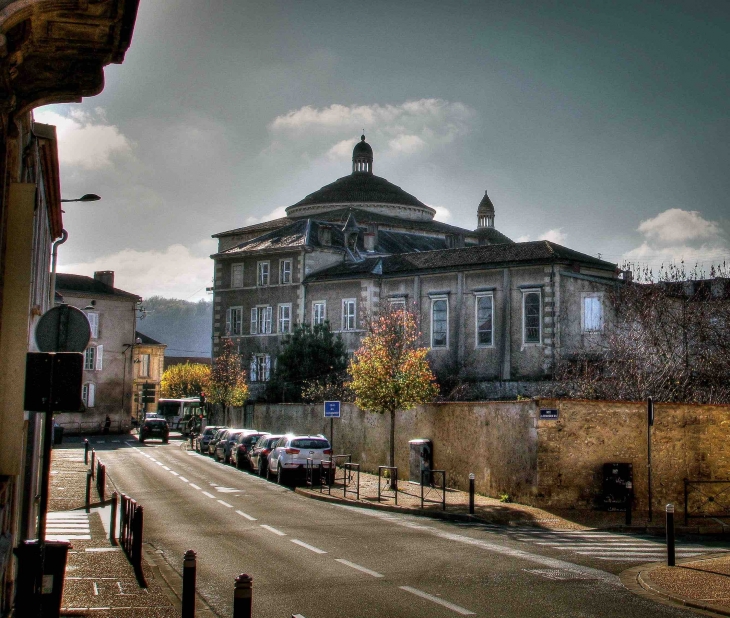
324,401,341,418
35,305,91,352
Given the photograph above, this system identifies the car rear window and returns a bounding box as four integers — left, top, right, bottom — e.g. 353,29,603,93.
145,420,167,427
291,439,329,449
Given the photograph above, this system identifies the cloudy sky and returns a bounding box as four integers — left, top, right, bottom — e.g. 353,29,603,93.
37,0,730,300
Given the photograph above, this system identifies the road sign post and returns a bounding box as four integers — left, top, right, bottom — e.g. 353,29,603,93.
324,401,340,454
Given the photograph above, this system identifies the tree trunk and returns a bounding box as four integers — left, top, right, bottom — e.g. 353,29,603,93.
389,408,396,468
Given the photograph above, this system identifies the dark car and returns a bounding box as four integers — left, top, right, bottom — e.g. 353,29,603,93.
231,432,267,470
248,434,284,476
197,425,224,453
215,429,251,464
139,419,169,444
207,427,229,456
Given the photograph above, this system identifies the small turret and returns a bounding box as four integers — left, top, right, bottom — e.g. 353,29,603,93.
477,190,495,229
352,135,373,174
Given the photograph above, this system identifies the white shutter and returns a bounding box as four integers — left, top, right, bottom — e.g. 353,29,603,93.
88,383,95,408
86,312,99,339
250,356,257,381
95,345,103,371
264,306,272,334
225,308,232,335
264,355,271,381
250,308,258,334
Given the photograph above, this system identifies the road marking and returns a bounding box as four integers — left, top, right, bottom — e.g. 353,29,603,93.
149,457,157,462
187,451,197,455
291,539,327,554
260,525,286,536
202,491,215,499
156,462,164,466
399,586,475,615
179,476,189,483
85,547,122,552
189,483,201,490
169,471,179,476
236,510,257,521
217,500,233,508
162,466,170,470
334,559,384,578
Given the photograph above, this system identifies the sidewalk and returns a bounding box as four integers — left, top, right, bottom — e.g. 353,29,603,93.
50,438,212,617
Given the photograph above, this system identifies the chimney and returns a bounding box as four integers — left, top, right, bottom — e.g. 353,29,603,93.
364,233,376,252
94,270,114,288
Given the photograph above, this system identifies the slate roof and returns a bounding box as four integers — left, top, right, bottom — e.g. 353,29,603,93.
214,220,310,256
305,241,617,282
471,226,514,245
212,217,291,238
55,273,140,300
286,173,431,212
135,331,163,345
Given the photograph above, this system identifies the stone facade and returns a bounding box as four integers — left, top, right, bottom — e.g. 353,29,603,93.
133,332,167,417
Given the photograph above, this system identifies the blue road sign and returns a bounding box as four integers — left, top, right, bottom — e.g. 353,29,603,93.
324,401,341,418
539,408,559,420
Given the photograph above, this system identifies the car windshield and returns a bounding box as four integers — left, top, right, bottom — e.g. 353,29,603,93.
203,427,217,436
291,439,329,449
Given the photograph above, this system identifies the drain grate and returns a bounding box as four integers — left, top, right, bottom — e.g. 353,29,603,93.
524,568,597,581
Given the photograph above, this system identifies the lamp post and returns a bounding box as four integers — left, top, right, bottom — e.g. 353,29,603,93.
60,193,100,203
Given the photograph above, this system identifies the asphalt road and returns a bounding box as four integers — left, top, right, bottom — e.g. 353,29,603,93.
90,436,723,618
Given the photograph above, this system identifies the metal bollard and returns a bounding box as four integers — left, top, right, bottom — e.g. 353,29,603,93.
233,573,253,618
84,439,89,464
110,492,118,544
666,503,675,567
182,550,197,618
85,470,92,512
468,473,475,515
625,481,633,526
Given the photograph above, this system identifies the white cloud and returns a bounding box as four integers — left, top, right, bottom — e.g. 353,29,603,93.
429,205,452,222
637,208,722,245
34,107,133,170
514,229,567,244
59,243,214,301
243,206,288,226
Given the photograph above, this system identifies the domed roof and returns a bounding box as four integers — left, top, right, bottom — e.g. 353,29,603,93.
353,135,373,158
478,190,494,214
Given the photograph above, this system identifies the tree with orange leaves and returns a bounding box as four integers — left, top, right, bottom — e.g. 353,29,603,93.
348,305,439,467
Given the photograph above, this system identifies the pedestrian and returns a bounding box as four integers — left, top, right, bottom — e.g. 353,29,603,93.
103,415,111,434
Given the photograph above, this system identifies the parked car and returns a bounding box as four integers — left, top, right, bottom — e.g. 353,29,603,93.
231,431,267,470
207,427,229,456
139,418,169,444
215,429,252,464
197,425,224,453
268,435,332,484
248,434,284,476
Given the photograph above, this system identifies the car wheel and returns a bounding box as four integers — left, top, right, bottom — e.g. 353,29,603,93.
277,464,286,485
258,460,265,476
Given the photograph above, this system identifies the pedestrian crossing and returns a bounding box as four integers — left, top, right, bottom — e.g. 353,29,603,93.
503,527,724,563
45,511,91,541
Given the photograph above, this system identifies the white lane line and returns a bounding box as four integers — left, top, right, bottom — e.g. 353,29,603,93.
162,466,170,470
189,483,201,490
399,586,475,615
202,491,216,499
179,476,189,483
291,539,327,554
149,457,157,462
260,525,286,536
334,559,384,578
187,451,197,455
156,462,164,466
169,471,179,476
236,510,257,521
217,500,233,508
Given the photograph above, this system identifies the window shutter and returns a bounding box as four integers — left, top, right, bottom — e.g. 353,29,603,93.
88,383,95,408
96,345,103,370
249,356,257,381
264,355,271,381
86,313,99,339
265,306,272,333
250,308,258,334
226,308,232,335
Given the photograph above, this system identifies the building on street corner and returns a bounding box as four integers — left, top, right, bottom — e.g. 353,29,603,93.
133,331,167,418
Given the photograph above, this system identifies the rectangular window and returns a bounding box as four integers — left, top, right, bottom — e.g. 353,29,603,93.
475,294,494,347
342,299,356,331
389,298,406,310
257,261,270,286
85,312,99,339
226,307,243,336
431,298,448,348
82,383,95,408
231,264,244,288
140,354,150,377
582,294,603,332
279,259,292,284
278,304,292,334
84,347,95,371
523,290,542,344
313,301,326,326
250,354,271,382
250,306,272,334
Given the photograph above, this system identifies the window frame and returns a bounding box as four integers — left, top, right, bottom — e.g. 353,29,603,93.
341,298,356,331
257,261,270,286
140,354,151,377
84,346,96,371
231,263,244,288
522,288,542,345
474,292,495,348
85,311,99,339
430,296,449,349
312,301,326,326
82,382,95,408
278,303,292,334
250,354,271,382
250,305,272,335
226,306,243,336
581,292,604,333
279,259,292,285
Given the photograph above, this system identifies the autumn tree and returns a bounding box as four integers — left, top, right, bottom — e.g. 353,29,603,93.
266,322,349,403
348,305,439,466
209,338,249,414
160,362,211,398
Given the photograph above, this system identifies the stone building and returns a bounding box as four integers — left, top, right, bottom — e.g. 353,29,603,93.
211,136,620,398
55,272,140,432
133,331,167,417
0,1,140,609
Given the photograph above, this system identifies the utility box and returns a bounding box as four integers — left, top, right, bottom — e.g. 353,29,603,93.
14,540,70,617
602,462,633,510
409,439,432,484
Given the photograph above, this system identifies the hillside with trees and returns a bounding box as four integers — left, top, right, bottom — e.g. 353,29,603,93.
136,296,212,357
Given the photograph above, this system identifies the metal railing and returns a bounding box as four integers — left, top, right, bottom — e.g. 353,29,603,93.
120,493,146,586
378,466,398,504
684,479,730,525
342,463,360,501
421,469,446,510
306,458,334,490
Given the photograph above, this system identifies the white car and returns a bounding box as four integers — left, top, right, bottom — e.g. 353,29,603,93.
268,435,332,484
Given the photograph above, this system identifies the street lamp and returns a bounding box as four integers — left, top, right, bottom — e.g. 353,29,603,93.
60,193,100,203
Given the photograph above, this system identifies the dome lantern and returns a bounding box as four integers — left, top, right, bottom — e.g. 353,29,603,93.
477,190,495,229
352,134,373,174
